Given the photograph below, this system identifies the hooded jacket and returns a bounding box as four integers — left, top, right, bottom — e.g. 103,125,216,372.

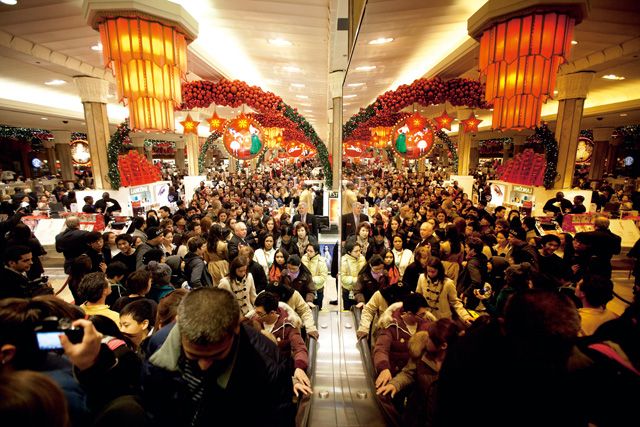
301,253,328,291
279,267,316,303
184,252,213,288
373,302,434,375
250,306,308,371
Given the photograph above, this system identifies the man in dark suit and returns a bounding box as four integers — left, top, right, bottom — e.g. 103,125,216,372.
292,202,318,238
55,216,90,274
227,221,249,261
0,245,33,299
341,202,369,243
582,216,622,278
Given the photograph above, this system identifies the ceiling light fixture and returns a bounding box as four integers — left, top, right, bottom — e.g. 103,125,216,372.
343,94,357,99
355,65,376,72
283,66,301,73
290,83,305,88
91,42,103,51
620,113,628,117
44,79,67,86
602,74,625,80
348,83,365,87
369,37,394,45
303,109,313,113
268,38,292,47
571,40,578,45
41,117,48,120
295,94,309,99
0,0,18,5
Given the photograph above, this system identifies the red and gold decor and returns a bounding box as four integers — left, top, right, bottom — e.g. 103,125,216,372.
70,139,91,165
575,135,594,164
470,1,588,131
434,110,454,131
390,112,436,159
496,148,546,186
222,113,264,160
460,112,483,133
118,150,162,187
180,114,200,135
370,126,392,149
207,112,226,133
264,127,284,149
343,141,366,158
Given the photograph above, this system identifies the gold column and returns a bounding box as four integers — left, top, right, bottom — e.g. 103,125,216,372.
185,133,199,176
553,72,594,189
329,71,344,191
588,127,614,180
456,107,473,175
42,140,58,175
512,134,526,155
174,138,185,171
129,133,146,155
51,130,74,182
74,77,112,189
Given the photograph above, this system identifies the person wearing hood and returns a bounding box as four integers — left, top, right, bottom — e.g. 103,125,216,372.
356,278,412,341
373,293,434,389
353,255,389,307
279,254,316,304
265,282,319,340
183,237,213,289
146,261,175,302
250,292,312,398
301,242,328,308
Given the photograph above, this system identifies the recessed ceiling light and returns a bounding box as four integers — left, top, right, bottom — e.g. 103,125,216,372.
268,38,292,47
369,37,394,45
355,65,376,72
303,109,313,113
0,0,18,5
343,94,357,99
290,83,305,88
602,74,625,80
283,66,301,73
91,42,103,51
299,103,312,107
571,40,578,45
348,83,365,87
81,122,86,125
343,103,352,106
295,94,309,99
41,117,48,120
620,113,628,117
44,79,67,86
553,90,558,94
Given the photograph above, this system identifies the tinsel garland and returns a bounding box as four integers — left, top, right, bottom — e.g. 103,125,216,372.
71,132,87,141
199,132,221,174
436,130,458,172
106,120,131,189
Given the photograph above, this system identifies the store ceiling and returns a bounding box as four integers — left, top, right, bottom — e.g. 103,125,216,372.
0,0,638,143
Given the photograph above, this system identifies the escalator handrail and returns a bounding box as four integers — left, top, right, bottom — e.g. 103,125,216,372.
351,307,401,427
296,305,319,427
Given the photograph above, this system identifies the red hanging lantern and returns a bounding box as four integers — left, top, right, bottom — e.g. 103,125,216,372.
477,12,577,130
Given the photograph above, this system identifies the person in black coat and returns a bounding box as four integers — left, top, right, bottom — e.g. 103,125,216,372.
291,202,319,238
6,222,47,280
94,192,122,214
240,245,268,293
227,221,249,261
0,245,33,299
341,202,369,242
580,216,621,279
55,216,90,274
457,237,488,309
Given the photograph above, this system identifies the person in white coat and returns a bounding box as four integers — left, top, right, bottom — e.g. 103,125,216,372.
218,256,257,316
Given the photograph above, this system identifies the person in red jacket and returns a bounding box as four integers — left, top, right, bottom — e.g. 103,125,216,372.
373,293,434,389
250,291,312,397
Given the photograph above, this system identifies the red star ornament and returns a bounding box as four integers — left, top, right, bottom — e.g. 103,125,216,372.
406,112,427,132
207,112,226,132
434,110,454,131
180,114,200,135
234,113,251,131
461,112,483,133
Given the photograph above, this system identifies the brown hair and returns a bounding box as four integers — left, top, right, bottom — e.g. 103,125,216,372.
155,289,188,330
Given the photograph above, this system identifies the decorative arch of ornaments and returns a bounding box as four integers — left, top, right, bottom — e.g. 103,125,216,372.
343,77,492,170
180,79,332,186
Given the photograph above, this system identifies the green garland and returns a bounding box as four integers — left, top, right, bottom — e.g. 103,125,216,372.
199,131,221,174
526,123,558,189
279,104,332,187
106,120,131,189
436,130,458,171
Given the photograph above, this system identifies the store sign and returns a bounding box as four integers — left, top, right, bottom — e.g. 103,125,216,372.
512,185,533,194
130,186,150,195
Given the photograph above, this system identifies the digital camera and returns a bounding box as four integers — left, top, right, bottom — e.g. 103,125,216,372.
34,317,83,351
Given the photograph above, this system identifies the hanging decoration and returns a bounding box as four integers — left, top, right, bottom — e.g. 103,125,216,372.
180,79,332,186
496,148,547,186
460,112,482,133
180,114,200,135
343,141,366,158
222,113,264,160
263,127,284,149
94,15,193,132
70,140,91,165
390,113,436,159
575,135,594,164
477,12,576,130
370,126,392,149
107,120,131,190
207,112,227,133
434,110,454,131
199,131,222,174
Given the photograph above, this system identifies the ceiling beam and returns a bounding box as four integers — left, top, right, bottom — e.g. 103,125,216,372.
560,36,640,74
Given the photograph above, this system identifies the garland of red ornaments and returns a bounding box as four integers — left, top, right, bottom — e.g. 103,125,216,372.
180,79,332,186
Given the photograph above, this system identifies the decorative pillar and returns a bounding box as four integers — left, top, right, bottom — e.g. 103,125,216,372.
174,139,185,171
74,77,112,189
184,134,199,176
417,158,425,173
553,72,594,189
469,139,480,172
456,107,473,175
228,157,237,174
329,71,344,191
42,140,58,175
439,144,450,168
502,140,512,162
51,130,74,182
588,127,614,180
129,133,146,155
606,133,623,176
512,135,526,155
